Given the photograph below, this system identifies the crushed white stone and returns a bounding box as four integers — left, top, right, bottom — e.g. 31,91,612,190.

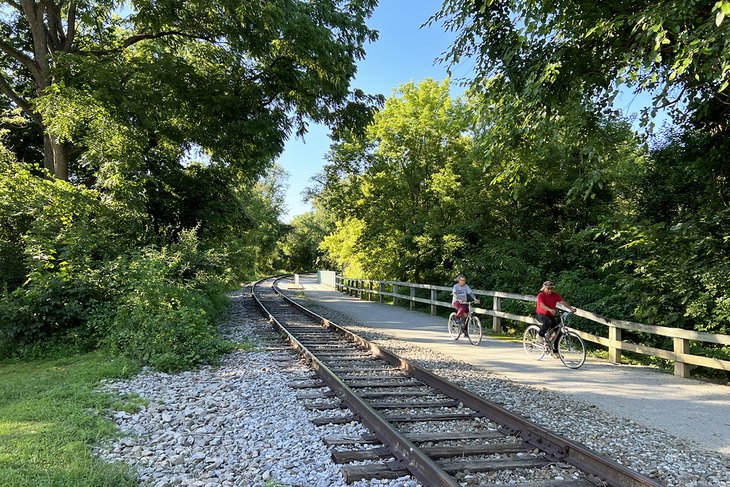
95,289,419,487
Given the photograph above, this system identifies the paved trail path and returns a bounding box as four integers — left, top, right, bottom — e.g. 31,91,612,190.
297,275,730,456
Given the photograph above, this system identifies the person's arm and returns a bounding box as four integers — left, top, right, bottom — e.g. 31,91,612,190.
558,299,577,313
466,285,478,302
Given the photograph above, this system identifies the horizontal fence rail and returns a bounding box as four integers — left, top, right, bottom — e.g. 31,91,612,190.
316,272,730,378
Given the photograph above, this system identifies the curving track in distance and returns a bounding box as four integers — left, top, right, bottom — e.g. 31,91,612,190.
252,276,665,487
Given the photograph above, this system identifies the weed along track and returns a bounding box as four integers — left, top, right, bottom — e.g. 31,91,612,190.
253,276,666,487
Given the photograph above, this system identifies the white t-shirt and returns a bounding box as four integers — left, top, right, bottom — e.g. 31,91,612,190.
452,283,474,303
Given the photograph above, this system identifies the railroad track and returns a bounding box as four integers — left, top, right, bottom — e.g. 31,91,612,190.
252,276,665,487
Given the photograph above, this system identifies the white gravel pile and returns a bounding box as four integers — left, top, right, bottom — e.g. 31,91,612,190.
288,295,730,487
96,289,419,487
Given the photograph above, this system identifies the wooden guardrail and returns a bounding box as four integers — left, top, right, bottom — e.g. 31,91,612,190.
327,274,730,378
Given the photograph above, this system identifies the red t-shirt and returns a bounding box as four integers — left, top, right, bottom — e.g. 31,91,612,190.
536,291,562,316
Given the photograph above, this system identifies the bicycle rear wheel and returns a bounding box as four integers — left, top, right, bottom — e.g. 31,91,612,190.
467,316,482,345
447,313,461,340
558,331,586,369
523,325,546,360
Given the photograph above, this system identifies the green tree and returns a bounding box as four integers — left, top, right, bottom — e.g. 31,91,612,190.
315,79,474,281
0,0,379,180
276,209,334,273
432,0,730,127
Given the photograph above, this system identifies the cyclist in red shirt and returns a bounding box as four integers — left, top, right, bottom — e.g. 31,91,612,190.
536,280,576,354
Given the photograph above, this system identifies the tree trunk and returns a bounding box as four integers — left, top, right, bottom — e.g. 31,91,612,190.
22,0,66,179
43,133,55,174
51,137,68,181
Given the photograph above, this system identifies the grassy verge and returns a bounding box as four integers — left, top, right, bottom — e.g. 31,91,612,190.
0,352,142,487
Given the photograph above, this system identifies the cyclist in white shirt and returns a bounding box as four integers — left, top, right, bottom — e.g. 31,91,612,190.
452,274,478,325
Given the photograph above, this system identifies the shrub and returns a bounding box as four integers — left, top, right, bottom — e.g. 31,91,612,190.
0,161,234,370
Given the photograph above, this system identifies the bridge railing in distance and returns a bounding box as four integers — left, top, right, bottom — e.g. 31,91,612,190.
328,273,730,379
317,270,337,288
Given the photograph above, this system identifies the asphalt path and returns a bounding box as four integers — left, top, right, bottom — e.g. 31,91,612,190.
296,275,730,456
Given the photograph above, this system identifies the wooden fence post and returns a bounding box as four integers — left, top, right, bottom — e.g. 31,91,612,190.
410,286,415,310
393,284,399,306
379,282,384,303
492,296,502,333
430,289,437,315
673,337,691,378
608,325,622,364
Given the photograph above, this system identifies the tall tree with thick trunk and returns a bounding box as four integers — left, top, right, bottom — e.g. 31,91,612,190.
0,0,380,181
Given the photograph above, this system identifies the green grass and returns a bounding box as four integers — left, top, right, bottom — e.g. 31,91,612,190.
0,351,141,487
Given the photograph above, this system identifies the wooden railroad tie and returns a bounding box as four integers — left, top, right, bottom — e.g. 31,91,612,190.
332,443,530,463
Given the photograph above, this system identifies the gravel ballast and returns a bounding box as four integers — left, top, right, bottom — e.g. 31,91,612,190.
95,289,418,487
283,289,730,487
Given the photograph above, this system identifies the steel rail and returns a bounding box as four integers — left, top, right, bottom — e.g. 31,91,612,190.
258,275,665,487
252,277,459,487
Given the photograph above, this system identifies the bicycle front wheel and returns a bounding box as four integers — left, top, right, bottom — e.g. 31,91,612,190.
558,331,586,369
447,313,461,340
467,316,482,345
523,325,546,360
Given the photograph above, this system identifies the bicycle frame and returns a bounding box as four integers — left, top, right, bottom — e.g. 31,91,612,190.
546,311,572,347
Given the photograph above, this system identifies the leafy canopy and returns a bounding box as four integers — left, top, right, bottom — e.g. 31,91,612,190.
1,0,381,180
431,0,730,128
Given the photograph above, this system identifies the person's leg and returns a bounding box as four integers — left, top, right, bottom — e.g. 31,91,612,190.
552,328,562,353
457,302,469,319
536,314,554,337
452,302,465,322
458,302,470,333
539,315,560,353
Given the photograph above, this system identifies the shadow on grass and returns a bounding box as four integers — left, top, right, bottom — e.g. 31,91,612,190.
0,351,141,487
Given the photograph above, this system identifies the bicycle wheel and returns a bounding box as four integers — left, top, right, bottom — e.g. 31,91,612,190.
467,316,483,345
523,325,546,360
447,313,461,340
558,331,586,369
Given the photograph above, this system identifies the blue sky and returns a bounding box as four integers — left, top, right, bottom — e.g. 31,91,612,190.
276,0,665,221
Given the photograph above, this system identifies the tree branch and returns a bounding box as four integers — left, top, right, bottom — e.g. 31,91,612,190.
0,73,38,121
4,0,22,11
76,30,219,56
121,30,217,49
46,2,64,51
0,38,42,80
65,0,76,52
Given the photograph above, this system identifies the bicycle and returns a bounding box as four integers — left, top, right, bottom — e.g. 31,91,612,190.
447,301,483,346
522,310,586,368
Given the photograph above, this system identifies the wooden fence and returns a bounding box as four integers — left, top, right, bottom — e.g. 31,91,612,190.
322,273,730,378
